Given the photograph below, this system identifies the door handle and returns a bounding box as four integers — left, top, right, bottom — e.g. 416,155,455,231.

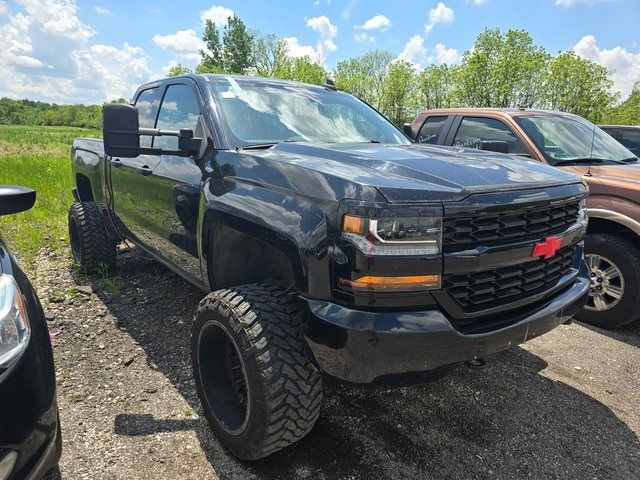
110,158,122,168
137,165,152,176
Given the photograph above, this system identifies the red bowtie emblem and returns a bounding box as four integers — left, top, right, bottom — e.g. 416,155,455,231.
532,235,563,259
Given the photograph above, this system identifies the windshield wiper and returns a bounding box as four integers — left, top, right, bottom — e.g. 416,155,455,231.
240,143,277,150
621,156,639,163
554,157,607,165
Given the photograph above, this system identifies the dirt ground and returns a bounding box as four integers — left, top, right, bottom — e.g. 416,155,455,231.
34,245,639,480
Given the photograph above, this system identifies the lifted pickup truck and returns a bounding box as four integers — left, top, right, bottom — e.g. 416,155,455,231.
409,109,640,329
70,75,589,460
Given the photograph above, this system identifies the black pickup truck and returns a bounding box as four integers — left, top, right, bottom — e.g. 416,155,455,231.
70,74,590,460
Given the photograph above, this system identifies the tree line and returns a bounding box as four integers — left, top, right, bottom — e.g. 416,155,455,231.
1,20,637,130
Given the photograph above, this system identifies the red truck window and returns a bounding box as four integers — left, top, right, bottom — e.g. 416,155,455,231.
454,116,526,155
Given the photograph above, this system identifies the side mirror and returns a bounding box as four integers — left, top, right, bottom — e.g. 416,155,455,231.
0,186,36,216
403,123,414,140
480,140,509,155
102,103,206,158
103,103,141,157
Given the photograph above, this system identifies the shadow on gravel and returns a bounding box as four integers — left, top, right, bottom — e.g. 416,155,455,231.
576,320,640,348
80,249,640,480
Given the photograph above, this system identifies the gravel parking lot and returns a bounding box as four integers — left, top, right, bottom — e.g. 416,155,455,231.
34,245,639,480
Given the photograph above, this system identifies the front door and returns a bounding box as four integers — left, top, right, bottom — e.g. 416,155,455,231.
109,87,163,247
141,81,205,281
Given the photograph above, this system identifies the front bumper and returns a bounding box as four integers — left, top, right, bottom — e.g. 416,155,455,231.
303,260,589,385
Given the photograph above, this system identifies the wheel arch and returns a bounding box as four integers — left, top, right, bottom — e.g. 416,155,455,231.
586,209,640,247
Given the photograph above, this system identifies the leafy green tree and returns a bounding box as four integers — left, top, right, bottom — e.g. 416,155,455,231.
251,32,290,77
274,57,326,84
417,64,460,109
334,50,393,110
168,64,192,77
603,82,640,125
222,16,253,74
380,60,418,127
543,52,618,122
198,19,224,73
457,28,548,108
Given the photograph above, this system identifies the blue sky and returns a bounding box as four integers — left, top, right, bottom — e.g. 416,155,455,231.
1,0,639,103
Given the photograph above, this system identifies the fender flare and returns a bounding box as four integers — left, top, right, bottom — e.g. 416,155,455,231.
586,208,640,237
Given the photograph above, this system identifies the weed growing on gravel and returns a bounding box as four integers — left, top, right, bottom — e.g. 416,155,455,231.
0,125,101,265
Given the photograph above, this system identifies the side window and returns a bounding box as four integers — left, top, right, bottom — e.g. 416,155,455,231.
134,87,158,147
154,84,201,151
453,117,526,154
621,129,640,156
416,116,447,144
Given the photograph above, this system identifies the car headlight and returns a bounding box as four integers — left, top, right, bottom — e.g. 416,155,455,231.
341,214,442,256
578,196,588,221
0,275,31,370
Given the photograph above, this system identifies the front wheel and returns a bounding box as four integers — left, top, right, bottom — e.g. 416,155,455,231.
575,233,640,329
191,283,323,460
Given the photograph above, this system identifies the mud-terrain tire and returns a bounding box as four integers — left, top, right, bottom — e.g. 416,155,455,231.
191,283,323,460
575,233,640,329
68,202,116,272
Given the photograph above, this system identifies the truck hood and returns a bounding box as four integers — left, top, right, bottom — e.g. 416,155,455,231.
265,143,581,203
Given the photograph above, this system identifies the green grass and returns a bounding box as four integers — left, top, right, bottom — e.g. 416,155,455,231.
0,125,101,264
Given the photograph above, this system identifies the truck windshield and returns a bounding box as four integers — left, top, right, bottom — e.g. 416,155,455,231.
514,114,637,165
209,77,409,147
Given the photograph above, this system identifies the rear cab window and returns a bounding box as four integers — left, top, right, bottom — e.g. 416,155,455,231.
134,87,159,147
453,116,528,155
416,116,448,145
621,129,640,156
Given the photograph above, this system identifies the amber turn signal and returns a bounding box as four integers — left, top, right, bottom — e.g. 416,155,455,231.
339,274,441,291
341,214,365,234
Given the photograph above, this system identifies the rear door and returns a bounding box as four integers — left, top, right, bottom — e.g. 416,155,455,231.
140,81,205,281
109,87,163,246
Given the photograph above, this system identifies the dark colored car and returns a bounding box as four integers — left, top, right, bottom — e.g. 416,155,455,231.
409,108,640,329
0,186,61,479
600,125,640,157
69,75,589,459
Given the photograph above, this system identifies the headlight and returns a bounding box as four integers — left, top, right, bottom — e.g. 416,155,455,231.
341,214,441,256
0,275,31,369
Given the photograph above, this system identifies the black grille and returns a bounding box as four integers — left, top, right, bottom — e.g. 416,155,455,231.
443,246,575,313
443,201,580,251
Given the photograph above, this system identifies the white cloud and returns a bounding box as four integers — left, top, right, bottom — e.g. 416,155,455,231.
342,0,356,19
152,29,203,63
306,15,337,62
430,43,460,64
354,32,375,43
425,2,454,33
200,5,234,26
0,1,7,15
283,37,318,59
94,6,110,15
0,0,151,103
397,34,426,67
573,35,640,98
356,14,391,31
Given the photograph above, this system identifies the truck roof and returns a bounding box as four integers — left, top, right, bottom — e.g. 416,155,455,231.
417,107,581,118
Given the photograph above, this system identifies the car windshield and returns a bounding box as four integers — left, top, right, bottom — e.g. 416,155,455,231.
209,76,409,147
514,113,637,165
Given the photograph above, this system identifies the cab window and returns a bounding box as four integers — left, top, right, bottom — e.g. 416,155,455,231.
621,129,640,156
134,87,158,147
417,116,447,144
154,84,201,150
453,116,526,154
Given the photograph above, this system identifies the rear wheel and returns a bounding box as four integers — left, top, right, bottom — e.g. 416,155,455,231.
68,202,116,272
191,283,323,460
575,233,640,328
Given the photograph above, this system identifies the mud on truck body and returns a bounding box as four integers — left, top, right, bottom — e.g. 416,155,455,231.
69,74,590,460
